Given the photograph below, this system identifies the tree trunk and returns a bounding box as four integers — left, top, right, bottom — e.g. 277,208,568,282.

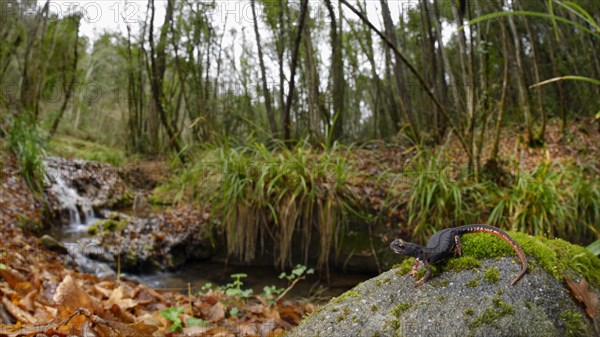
148,0,187,163
325,0,345,143
507,8,533,146
490,22,511,162
379,0,420,142
48,17,79,138
251,0,277,136
282,0,309,144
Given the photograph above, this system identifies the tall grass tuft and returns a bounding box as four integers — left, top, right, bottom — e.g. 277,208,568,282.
487,161,598,244
209,139,359,269
5,115,46,191
403,150,485,243
569,168,600,242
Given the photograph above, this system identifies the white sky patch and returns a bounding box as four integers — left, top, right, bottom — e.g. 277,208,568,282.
38,0,456,90
39,1,454,43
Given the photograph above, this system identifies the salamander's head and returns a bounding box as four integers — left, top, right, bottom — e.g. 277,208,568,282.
390,239,422,257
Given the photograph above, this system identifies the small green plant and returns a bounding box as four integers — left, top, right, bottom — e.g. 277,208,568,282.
229,306,239,317
197,282,214,295
223,273,253,298
279,264,315,281
160,306,184,332
560,309,588,337
259,265,315,305
261,285,284,305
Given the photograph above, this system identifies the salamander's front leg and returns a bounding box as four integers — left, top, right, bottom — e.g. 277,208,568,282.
415,261,431,287
453,235,462,257
409,258,419,277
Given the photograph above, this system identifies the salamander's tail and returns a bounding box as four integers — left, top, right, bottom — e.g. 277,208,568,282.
458,224,528,286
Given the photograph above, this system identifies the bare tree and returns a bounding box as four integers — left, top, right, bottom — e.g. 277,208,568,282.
283,0,309,143
148,0,186,163
48,15,80,138
251,0,277,136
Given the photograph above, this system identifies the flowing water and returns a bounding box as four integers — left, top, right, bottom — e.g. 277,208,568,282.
44,159,371,299
45,159,115,276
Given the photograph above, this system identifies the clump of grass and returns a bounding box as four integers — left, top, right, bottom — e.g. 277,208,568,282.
570,170,600,243
5,114,46,191
403,150,485,242
487,161,598,244
209,139,359,269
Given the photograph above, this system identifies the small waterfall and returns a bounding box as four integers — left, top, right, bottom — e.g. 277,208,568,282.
45,159,99,236
44,158,114,277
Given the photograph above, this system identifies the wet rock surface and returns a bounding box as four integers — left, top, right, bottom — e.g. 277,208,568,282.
86,205,214,272
43,157,131,223
287,257,597,337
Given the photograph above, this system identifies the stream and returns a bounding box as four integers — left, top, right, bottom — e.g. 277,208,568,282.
43,157,372,301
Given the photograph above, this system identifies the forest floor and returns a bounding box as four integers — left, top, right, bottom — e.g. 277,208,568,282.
0,118,598,336
0,152,312,337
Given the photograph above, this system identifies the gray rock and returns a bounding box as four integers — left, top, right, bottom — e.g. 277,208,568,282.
287,258,596,337
40,234,68,254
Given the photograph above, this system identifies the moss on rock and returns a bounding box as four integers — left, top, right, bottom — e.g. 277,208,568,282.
392,233,600,289
560,309,588,337
461,232,600,288
484,267,500,284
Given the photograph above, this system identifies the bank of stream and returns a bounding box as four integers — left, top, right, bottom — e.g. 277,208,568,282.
42,157,373,303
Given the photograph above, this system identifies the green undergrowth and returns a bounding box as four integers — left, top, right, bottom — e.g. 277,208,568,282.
394,150,599,246
400,150,487,242
487,161,599,244
155,139,362,269
47,135,128,166
153,144,598,270
395,233,600,289
5,114,46,191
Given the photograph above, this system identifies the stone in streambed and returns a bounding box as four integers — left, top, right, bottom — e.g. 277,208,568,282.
40,234,68,254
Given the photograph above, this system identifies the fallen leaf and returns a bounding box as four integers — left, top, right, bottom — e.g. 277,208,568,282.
19,290,37,312
566,277,599,319
207,302,225,322
54,274,98,317
1,296,36,324
94,284,114,298
105,285,137,311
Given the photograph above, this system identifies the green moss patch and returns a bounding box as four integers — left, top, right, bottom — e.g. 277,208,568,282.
441,255,481,272
390,303,411,318
332,290,360,303
394,259,413,276
462,232,600,288
392,233,600,289
484,267,500,284
466,279,480,287
468,296,514,329
560,309,588,337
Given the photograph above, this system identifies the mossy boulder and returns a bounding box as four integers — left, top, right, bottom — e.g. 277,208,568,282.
287,234,599,337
